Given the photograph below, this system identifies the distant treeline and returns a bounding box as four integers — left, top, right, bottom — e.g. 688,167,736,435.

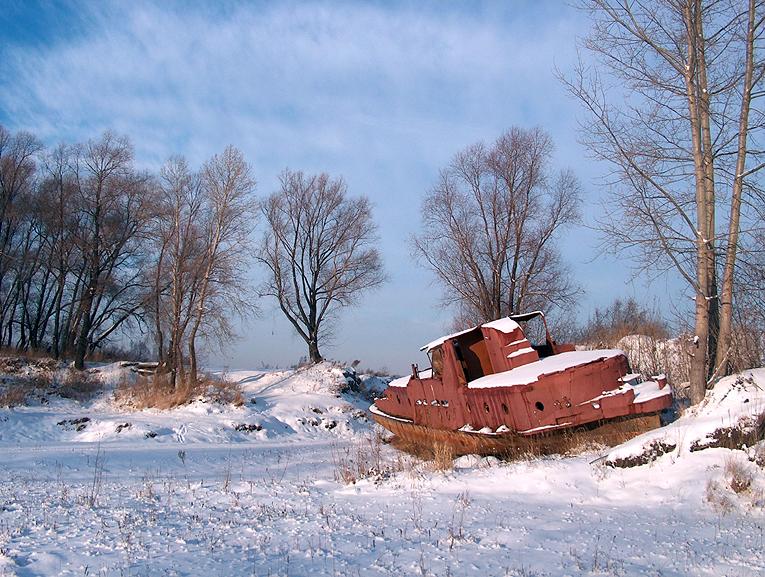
0,125,384,384
0,126,256,382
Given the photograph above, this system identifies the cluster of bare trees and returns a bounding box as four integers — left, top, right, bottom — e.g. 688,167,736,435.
567,0,765,402
0,124,384,375
0,126,258,380
148,148,257,384
413,127,581,331
0,128,154,369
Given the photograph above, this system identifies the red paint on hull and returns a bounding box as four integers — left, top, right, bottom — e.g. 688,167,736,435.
372,312,672,451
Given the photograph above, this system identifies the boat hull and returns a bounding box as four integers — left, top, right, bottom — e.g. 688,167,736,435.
371,408,662,458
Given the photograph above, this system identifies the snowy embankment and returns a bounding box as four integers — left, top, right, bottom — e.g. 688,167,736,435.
605,369,765,466
0,361,764,576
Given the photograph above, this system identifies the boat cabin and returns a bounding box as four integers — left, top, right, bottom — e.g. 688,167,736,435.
417,311,574,386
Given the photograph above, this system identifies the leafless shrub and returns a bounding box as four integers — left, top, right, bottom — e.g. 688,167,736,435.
115,372,242,410
575,298,694,385
57,368,102,400
730,276,765,373
614,334,692,387
579,298,669,348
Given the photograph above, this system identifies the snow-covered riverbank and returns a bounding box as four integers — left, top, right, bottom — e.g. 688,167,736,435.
1,362,763,576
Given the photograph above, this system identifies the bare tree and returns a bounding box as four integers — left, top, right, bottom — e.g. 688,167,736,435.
259,170,385,363
187,146,257,382
0,126,42,347
148,156,202,385
412,127,581,330
148,148,256,385
565,0,765,403
38,144,79,358
70,132,153,369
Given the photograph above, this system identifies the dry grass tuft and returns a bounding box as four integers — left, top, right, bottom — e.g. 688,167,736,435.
115,372,243,410
332,434,384,484
725,457,753,494
331,432,411,484
206,377,244,406
0,384,27,408
705,479,735,514
432,442,456,471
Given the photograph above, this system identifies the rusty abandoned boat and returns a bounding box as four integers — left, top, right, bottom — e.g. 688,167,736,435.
371,311,673,456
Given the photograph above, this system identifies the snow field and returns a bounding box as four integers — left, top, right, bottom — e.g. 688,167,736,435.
0,362,764,576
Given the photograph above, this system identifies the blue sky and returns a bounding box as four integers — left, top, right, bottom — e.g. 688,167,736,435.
0,0,681,373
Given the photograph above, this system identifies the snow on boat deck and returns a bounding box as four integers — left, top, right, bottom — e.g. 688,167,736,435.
468,349,624,389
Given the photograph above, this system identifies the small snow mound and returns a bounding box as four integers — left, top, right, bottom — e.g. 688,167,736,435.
454,454,483,469
453,454,501,469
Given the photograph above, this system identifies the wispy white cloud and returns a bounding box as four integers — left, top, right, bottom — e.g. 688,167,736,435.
3,2,585,166
2,1,602,370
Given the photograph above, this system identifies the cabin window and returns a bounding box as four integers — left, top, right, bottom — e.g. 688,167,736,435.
452,329,492,381
501,403,508,414
535,401,545,412
517,315,556,358
429,346,444,379
483,402,490,413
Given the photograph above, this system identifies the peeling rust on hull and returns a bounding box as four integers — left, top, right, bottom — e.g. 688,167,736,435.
372,410,663,457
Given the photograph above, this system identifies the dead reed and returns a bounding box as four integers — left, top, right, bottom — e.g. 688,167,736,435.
115,372,243,410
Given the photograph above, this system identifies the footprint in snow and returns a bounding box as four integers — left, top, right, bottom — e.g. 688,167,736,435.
175,424,187,443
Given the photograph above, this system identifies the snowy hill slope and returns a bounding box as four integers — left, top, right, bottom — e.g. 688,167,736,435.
0,361,377,446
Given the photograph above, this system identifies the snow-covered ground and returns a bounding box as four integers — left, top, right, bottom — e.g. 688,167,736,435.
1,361,764,576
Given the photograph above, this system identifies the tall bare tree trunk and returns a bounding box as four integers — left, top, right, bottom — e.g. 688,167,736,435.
694,0,719,380
716,0,758,378
684,0,711,405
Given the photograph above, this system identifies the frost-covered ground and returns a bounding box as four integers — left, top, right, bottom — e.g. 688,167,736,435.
1,362,764,576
